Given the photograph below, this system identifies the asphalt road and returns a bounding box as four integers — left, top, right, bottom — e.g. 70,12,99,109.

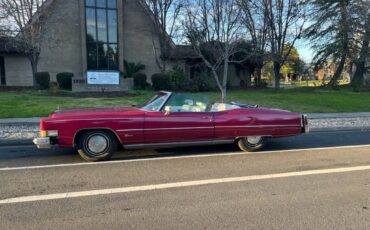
0,131,370,229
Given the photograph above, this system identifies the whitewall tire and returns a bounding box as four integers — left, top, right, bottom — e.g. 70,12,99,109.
237,136,266,152
77,130,118,162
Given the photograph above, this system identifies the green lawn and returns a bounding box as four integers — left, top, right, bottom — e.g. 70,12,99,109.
0,88,370,118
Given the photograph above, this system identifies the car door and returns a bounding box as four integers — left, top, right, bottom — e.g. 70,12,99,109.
144,93,214,144
144,111,214,144
212,104,254,140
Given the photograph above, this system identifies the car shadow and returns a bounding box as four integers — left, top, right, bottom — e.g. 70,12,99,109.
1,130,369,166
112,130,370,161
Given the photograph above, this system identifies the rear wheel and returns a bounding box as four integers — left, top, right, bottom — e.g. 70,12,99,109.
237,136,266,152
77,130,118,162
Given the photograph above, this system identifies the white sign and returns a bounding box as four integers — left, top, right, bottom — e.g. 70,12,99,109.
87,71,120,85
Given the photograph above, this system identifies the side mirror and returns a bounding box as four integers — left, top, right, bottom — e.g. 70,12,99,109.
164,106,171,115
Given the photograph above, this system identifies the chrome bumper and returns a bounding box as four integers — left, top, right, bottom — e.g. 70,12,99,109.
301,114,309,134
303,124,310,134
33,137,52,149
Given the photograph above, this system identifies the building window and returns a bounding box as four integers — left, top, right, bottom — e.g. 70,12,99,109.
85,0,118,71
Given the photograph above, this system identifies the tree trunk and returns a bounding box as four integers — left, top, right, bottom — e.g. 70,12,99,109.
255,66,262,86
352,14,370,87
29,58,38,89
221,54,229,103
352,40,369,87
221,87,227,103
328,1,349,88
328,54,346,87
210,68,224,103
274,62,281,89
162,61,167,73
246,70,251,87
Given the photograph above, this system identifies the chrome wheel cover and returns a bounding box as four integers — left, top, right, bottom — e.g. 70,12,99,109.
87,134,109,155
246,136,263,145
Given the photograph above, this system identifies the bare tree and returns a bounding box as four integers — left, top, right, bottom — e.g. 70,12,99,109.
0,0,50,88
239,0,269,86
140,0,183,72
263,0,307,89
184,0,244,102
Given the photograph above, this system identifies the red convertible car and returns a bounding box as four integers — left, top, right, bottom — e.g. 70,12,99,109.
33,91,308,161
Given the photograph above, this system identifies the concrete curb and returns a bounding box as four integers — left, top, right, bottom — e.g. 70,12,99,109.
309,127,370,133
0,117,41,125
307,113,370,119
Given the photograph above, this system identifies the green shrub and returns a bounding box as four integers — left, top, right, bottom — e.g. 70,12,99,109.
133,73,149,90
124,61,146,78
56,72,74,90
189,71,214,92
152,67,215,92
35,72,50,89
255,79,268,88
168,66,189,91
151,73,172,90
49,82,59,94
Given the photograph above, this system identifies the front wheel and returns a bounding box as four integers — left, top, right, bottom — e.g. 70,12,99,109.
237,136,266,152
77,130,118,162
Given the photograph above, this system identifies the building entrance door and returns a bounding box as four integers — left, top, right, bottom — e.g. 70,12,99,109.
0,57,5,85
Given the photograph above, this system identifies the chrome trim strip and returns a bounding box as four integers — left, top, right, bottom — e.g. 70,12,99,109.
117,129,144,132
72,127,123,146
215,125,300,128
117,124,300,133
124,139,234,150
50,118,143,123
117,127,214,132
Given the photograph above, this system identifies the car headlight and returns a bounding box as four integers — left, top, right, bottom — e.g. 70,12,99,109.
40,130,58,137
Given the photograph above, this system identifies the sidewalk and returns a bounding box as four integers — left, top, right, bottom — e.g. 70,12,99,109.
1,113,370,146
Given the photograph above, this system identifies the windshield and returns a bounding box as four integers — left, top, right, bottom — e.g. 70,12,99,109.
140,92,169,111
139,92,247,112
164,93,210,112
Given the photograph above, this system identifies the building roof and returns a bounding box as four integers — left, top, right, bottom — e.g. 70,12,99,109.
166,45,199,60
0,37,22,54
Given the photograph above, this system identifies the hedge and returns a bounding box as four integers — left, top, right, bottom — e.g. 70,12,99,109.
56,72,74,90
151,73,172,90
35,72,50,89
133,73,149,90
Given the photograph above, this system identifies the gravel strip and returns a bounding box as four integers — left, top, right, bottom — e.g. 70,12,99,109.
309,117,370,130
0,124,39,140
